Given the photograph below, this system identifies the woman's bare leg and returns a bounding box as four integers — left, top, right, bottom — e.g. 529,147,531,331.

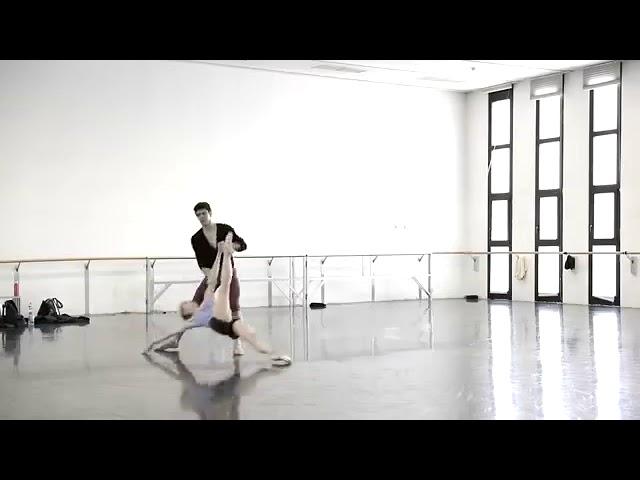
211,234,289,365
212,236,234,321
207,240,243,355
230,320,291,366
231,320,272,354
212,236,267,352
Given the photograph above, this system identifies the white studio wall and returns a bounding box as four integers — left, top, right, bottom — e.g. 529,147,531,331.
620,61,640,308
0,60,468,314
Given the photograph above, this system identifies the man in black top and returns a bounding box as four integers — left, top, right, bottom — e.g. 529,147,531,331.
191,201,247,355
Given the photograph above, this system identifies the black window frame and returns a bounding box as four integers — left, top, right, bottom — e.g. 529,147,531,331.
488,88,513,300
588,80,621,306
534,82,564,303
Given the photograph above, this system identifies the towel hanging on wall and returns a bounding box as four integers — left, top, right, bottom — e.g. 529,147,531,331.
514,255,527,280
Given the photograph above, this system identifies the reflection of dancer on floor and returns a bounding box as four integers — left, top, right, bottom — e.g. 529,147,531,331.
144,233,291,366
143,351,285,420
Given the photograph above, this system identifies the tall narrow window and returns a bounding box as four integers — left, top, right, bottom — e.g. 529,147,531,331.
586,63,621,306
532,75,564,302
488,89,513,299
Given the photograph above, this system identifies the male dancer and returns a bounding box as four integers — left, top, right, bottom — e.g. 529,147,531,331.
191,201,246,356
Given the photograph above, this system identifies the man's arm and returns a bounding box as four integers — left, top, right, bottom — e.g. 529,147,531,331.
229,227,247,252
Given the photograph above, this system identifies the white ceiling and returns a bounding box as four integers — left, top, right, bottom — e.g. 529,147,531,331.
191,60,609,92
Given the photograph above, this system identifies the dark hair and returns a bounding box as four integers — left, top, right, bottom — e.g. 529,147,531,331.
193,202,211,214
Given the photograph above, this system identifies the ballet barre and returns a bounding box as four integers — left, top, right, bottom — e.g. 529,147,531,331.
3,250,639,317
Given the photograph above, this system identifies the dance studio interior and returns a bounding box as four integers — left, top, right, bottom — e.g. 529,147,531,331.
1,59,638,420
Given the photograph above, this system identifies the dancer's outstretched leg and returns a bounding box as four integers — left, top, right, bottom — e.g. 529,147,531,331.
211,233,291,367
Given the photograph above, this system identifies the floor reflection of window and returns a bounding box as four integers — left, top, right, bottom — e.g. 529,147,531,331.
490,304,514,419
593,310,621,419
538,309,566,419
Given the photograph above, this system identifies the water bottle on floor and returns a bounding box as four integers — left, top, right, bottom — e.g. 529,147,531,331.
28,302,34,326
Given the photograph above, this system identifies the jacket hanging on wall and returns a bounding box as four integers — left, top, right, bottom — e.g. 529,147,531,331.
564,255,576,270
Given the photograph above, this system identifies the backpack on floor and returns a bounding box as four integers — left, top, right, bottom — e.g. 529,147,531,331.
37,298,63,317
1,299,26,328
34,298,90,326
